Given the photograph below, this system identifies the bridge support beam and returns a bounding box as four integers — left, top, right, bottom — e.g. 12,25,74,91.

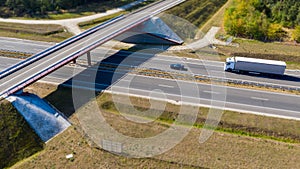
87,51,92,66
115,17,184,45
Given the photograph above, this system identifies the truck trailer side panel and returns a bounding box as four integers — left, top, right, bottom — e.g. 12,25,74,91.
235,61,286,75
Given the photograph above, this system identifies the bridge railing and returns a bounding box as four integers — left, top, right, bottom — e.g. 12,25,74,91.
0,0,187,99
0,14,125,79
1,11,158,98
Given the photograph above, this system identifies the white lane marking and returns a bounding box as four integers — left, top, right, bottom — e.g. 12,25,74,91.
0,39,51,48
285,73,300,77
110,85,300,113
78,73,91,77
158,84,175,88
119,79,131,82
208,70,222,73
251,97,269,101
105,90,300,121
0,56,23,62
0,40,85,90
2,13,165,90
207,72,300,89
203,90,219,94
0,14,138,90
127,74,300,98
37,76,300,120
33,48,42,52
3,45,14,48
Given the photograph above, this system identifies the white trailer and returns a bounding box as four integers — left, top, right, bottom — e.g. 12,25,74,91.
224,57,286,75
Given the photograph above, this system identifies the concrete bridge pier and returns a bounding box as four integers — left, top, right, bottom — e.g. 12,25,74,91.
87,51,92,66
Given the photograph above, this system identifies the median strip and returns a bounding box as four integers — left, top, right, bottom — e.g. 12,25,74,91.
1,50,299,95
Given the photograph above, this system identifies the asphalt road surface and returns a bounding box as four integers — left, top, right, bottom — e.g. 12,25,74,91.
0,0,185,97
0,37,300,89
0,55,299,120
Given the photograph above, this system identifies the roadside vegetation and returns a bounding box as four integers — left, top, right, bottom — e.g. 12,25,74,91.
9,83,300,168
1,0,300,168
78,0,158,30
164,0,300,69
0,101,44,169
161,0,227,40
224,0,300,42
165,0,300,69
0,0,136,19
165,0,227,29
98,94,300,143
216,38,300,69
0,0,159,42
78,11,127,30
0,22,72,42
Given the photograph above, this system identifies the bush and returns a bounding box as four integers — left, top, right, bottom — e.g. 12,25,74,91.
292,25,300,43
224,0,296,41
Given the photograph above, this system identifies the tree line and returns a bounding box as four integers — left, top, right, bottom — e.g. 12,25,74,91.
0,0,114,17
224,0,300,42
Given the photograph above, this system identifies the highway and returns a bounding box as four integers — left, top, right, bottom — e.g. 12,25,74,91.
0,54,299,120
0,0,185,98
1,37,300,89
111,75,300,120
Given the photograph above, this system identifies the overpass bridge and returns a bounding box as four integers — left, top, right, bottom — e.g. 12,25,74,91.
0,0,185,99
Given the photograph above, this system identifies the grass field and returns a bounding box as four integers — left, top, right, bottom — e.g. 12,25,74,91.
7,0,137,20
8,82,300,168
0,101,44,169
199,0,234,34
164,0,300,69
1,0,300,167
78,0,158,30
216,39,300,69
0,22,73,42
165,0,227,29
78,12,127,30
161,0,227,40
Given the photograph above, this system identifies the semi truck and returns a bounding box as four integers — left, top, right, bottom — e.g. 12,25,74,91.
224,57,286,75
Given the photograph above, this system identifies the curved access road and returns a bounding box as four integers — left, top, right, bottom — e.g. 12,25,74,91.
0,0,148,34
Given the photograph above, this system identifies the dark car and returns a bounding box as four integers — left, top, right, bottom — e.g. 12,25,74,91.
170,63,187,71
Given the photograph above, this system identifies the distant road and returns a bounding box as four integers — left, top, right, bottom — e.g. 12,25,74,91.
0,37,300,88
0,0,186,98
0,0,148,34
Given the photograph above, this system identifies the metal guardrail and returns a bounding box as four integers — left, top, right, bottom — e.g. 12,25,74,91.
0,0,187,98
133,67,300,92
197,74,300,92
0,14,125,79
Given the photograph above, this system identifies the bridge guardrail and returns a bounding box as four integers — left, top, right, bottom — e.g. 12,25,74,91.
0,14,125,80
0,0,187,98
0,14,152,98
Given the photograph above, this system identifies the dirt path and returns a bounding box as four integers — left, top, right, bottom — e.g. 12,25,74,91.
0,0,147,35
169,26,228,50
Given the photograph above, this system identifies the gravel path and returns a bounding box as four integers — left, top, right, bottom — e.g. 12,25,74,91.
0,0,147,35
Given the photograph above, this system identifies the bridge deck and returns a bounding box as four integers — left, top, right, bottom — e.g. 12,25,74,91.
0,0,185,99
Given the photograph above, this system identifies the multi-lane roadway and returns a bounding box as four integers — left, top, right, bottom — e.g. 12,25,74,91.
1,37,300,89
0,44,299,120
0,0,185,98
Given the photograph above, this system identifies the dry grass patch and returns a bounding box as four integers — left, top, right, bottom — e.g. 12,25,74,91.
199,0,234,34
0,100,44,169
11,84,300,168
78,11,127,30
0,22,72,42
0,22,64,35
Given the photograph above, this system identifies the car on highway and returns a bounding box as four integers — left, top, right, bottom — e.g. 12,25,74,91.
170,63,187,71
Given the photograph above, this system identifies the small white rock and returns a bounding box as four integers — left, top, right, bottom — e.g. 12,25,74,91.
66,154,73,159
